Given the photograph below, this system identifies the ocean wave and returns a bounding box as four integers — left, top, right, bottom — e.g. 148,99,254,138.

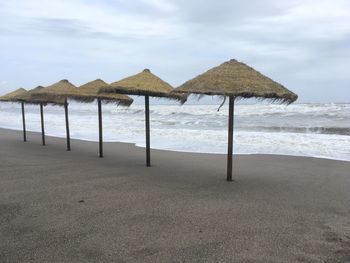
0,102,349,161
245,126,350,136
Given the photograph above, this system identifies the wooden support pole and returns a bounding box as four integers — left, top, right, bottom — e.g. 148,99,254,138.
40,103,45,146
227,96,235,181
64,99,71,151
145,95,151,167
21,102,27,142
98,98,103,158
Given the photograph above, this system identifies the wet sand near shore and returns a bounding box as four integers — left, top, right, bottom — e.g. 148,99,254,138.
0,128,349,262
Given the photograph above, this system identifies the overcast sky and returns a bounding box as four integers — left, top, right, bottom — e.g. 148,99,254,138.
0,0,349,103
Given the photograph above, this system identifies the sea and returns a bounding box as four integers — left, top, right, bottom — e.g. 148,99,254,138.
0,102,349,161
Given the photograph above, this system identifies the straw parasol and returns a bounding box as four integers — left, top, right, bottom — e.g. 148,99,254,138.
101,69,185,166
17,86,65,146
69,79,133,157
73,79,133,105
0,88,28,141
174,59,298,181
31,79,79,151
17,86,64,105
101,69,186,101
30,79,80,101
0,88,27,102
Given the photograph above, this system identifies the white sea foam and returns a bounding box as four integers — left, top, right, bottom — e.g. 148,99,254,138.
0,102,349,161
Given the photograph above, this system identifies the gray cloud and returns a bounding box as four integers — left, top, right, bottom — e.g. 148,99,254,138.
171,0,298,25
33,18,106,37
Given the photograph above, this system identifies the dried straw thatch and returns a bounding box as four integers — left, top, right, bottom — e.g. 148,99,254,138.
30,79,79,103
17,86,65,106
29,80,75,151
73,79,133,106
174,59,297,104
101,69,186,102
0,88,27,102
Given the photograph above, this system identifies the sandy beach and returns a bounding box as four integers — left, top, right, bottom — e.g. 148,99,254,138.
0,128,349,262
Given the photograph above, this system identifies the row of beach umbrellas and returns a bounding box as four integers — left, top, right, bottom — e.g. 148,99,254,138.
0,59,298,181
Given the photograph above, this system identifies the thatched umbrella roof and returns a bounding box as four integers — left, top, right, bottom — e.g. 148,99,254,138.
69,79,133,158
0,88,29,142
101,69,186,102
100,68,186,166
73,79,133,106
0,88,27,102
30,79,79,103
174,59,297,103
173,59,298,181
17,86,65,105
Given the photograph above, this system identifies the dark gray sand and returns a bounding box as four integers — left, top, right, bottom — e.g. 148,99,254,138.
0,128,349,262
